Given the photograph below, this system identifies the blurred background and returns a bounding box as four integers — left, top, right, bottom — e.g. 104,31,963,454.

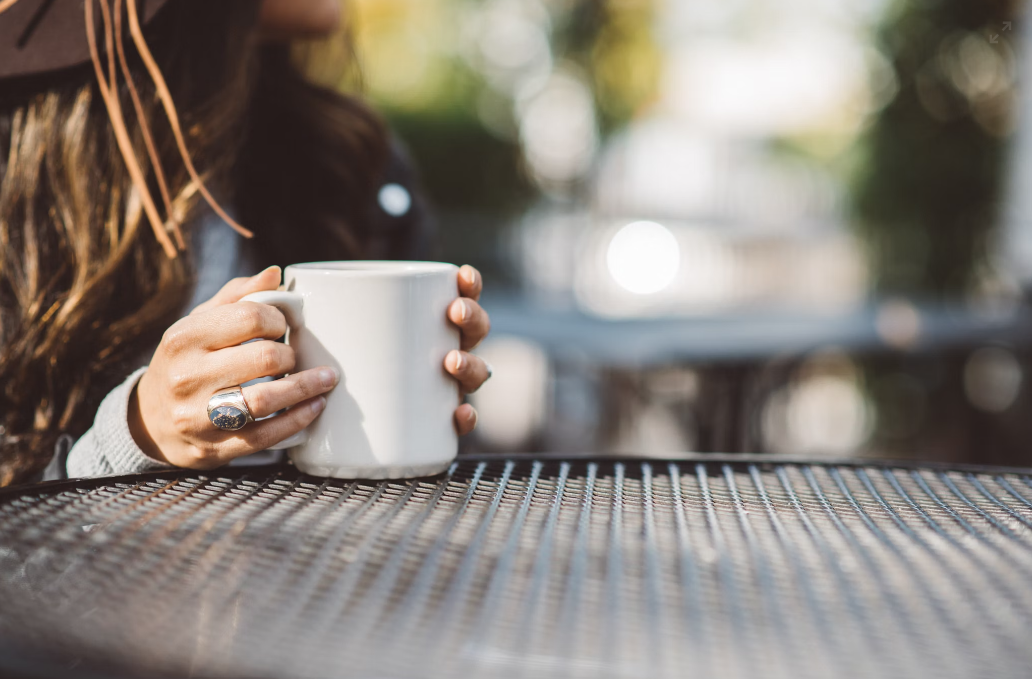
346,0,1032,465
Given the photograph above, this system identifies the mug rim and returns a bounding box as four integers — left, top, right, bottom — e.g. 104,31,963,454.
286,261,459,276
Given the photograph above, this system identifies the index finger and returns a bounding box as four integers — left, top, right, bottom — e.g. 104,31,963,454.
190,301,288,350
190,266,282,316
457,265,482,302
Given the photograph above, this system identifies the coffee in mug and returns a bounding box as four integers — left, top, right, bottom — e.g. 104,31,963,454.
242,261,460,479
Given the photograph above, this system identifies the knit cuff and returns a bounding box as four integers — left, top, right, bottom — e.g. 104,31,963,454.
66,367,174,479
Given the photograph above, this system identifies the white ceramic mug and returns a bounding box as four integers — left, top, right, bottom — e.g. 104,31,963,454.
242,261,460,479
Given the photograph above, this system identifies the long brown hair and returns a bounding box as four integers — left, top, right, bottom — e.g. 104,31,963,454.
0,1,388,485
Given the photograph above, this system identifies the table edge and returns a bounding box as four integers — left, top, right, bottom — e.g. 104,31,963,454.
2,452,1030,500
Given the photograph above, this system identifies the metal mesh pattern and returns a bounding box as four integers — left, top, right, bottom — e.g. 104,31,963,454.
3,457,1032,679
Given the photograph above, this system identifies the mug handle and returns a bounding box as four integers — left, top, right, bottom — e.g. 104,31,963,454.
240,290,308,450
240,290,304,331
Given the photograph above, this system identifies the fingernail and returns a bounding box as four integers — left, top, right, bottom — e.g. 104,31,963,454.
318,368,338,388
468,408,478,430
256,265,280,279
459,299,471,322
461,265,477,286
311,396,327,414
448,350,465,372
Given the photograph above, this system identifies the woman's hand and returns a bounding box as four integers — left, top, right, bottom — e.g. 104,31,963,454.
128,266,339,470
445,265,492,435
129,263,490,469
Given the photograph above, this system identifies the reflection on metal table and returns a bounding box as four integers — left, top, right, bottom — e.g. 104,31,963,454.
2,454,1032,678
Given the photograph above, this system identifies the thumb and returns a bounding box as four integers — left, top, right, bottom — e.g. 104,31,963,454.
190,265,282,315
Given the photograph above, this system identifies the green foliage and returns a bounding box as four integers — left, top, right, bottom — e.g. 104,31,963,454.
851,0,1018,297
385,107,536,213
370,0,659,215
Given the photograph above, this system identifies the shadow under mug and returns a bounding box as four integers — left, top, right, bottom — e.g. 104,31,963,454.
242,261,460,479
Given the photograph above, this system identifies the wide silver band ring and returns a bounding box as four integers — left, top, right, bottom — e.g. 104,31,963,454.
207,386,254,431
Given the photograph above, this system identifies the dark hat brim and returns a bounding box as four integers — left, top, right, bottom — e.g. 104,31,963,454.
0,0,169,80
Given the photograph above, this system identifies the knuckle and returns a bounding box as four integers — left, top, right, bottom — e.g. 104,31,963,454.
291,400,318,427
168,370,196,396
474,307,490,332
171,404,194,432
294,375,316,401
244,388,267,417
250,426,280,452
185,444,217,468
160,322,192,356
238,304,267,337
254,342,280,375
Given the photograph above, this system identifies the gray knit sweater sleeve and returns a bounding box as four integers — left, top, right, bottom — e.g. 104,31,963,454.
66,367,174,478
64,212,246,479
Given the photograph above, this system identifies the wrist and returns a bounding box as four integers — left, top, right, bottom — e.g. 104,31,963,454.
127,372,168,464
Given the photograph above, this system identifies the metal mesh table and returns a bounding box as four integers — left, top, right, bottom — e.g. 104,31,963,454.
2,455,1032,679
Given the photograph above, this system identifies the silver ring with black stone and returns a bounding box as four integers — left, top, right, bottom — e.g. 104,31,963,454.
207,386,254,431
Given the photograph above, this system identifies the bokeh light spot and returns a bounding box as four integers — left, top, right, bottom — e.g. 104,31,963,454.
378,183,412,217
964,347,1023,413
606,221,680,295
